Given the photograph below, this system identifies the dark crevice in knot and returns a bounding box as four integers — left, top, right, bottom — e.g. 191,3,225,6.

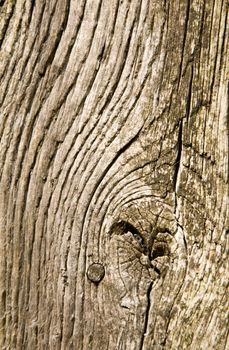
151,241,170,260
109,220,148,254
110,221,172,262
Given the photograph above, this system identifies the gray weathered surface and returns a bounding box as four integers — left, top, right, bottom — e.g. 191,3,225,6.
0,0,228,349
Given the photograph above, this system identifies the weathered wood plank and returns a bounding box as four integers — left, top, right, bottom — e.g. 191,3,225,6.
0,0,228,349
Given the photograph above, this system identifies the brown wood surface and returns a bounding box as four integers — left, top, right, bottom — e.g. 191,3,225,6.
0,0,228,349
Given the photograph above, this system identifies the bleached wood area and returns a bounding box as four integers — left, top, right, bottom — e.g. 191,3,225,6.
0,0,228,349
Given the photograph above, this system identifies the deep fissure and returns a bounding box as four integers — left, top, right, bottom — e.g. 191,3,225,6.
173,120,183,193
139,281,153,350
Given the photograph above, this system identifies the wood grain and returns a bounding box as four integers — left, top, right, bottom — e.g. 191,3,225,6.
0,0,228,349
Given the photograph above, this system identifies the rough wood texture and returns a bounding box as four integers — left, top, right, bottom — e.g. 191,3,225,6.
0,0,228,349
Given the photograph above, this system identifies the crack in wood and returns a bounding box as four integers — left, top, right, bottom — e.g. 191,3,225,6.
139,281,153,350
173,119,183,194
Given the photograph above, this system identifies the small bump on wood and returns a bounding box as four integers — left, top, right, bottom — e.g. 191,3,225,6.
87,263,105,283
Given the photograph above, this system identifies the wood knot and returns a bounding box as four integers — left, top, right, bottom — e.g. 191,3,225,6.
87,263,105,283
